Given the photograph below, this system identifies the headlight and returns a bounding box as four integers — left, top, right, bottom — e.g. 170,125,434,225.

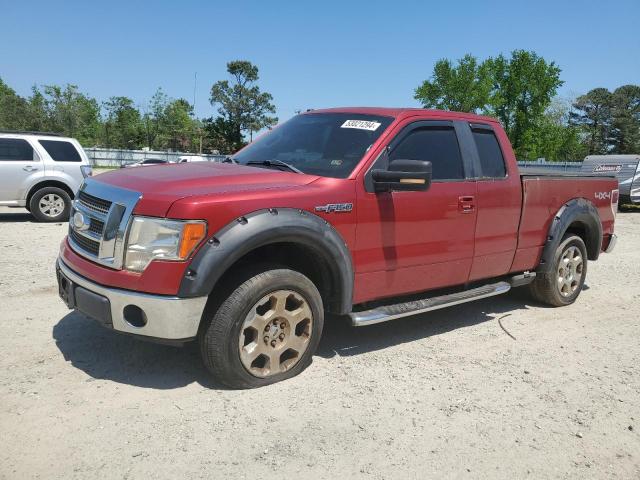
124,217,206,272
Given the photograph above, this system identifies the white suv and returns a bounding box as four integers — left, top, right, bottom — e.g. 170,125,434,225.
0,132,92,222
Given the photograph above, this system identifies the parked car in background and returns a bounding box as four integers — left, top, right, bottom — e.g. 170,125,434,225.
177,155,207,163
581,154,640,205
0,131,92,222
120,158,171,168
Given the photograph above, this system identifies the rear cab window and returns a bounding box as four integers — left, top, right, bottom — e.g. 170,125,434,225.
38,140,83,162
471,127,506,178
0,138,37,161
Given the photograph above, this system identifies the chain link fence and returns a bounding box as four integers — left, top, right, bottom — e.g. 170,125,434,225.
84,148,225,167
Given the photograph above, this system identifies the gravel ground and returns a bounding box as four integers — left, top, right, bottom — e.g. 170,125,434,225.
0,207,639,479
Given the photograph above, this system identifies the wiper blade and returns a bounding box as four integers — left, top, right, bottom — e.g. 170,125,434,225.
222,156,237,164
246,159,303,174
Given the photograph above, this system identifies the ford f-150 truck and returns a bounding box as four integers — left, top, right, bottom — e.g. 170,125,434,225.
56,108,619,388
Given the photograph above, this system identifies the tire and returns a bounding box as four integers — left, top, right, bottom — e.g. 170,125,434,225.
29,187,71,222
528,234,588,307
199,268,324,389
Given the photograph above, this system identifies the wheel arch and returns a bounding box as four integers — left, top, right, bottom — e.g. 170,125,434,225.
538,197,602,274
26,180,75,206
179,208,354,315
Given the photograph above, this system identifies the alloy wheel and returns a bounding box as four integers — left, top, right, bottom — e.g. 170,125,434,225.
557,245,584,297
238,290,313,377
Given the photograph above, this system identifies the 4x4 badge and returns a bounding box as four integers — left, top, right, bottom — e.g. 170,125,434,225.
315,203,353,213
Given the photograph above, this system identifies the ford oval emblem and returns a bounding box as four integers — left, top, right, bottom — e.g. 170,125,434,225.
73,211,90,231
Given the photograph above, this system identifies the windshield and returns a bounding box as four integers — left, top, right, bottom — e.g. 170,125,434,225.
233,113,394,178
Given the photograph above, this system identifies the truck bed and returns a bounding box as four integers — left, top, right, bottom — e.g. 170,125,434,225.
519,167,617,179
511,172,618,272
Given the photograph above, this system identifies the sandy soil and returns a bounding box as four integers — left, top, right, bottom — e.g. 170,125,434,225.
0,207,639,479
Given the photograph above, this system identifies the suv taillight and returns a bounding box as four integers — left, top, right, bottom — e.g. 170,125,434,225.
80,165,93,178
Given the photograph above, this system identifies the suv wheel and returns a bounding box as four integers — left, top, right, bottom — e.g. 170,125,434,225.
528,234,588,307
29,187,71,222
199,268,324,389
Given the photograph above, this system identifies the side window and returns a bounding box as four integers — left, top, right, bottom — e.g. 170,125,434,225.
472,128,506,178
389,127,464,180
38,140,82,162
0,138,36,161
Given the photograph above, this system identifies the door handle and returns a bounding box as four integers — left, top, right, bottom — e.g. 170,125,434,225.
23,166,39,172
458,196,475,214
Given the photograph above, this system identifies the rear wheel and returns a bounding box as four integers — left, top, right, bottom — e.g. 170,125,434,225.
199,268,324,389
29,187,71,222
528,234,588,307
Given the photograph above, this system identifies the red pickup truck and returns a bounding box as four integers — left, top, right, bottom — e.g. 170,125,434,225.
56,108,619,388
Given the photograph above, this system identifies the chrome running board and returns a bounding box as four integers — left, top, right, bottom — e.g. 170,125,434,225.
349,281,511,327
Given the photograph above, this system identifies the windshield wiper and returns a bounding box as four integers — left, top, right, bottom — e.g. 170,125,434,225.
245,159,303,174
222,156,237,164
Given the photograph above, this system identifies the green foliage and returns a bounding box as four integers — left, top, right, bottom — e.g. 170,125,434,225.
570,85,640,155
103,96,144,149
209,60,277,152
202,116,244,153
610,85,640,154
0,79,205,152
523,99,587,161
39,84,102,145
486,50,563,158
414,54,492,113
570,88,613,154
0,78,31,130
414,51,566,159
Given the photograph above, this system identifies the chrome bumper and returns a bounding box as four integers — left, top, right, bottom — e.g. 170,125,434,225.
57,259,207,340
605,234,617,253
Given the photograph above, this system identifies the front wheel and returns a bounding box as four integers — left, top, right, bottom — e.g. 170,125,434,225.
29,187,71,222
199,268,324,389
528,234,588,307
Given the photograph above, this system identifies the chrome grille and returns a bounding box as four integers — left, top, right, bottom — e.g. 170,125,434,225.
88,217,105,235
67,179,141,269
70,229,100,256
78,190,112,215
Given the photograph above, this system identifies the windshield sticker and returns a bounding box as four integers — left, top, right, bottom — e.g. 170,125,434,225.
341,120,381,131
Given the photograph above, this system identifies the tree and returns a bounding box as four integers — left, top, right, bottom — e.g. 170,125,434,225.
570,88,613,155
162,98,197,151
486,50,563,158
523,98,587,161
102,96,143,149
609,85,640,154
142,88,169,149
39,84,101,145
414,54,493,113
209,60,277,151
202,116,244,153
0,77,31,130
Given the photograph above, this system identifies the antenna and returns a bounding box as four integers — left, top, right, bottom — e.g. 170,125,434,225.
193,72,197,116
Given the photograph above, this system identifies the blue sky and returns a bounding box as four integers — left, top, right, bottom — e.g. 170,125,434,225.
1,0,639,123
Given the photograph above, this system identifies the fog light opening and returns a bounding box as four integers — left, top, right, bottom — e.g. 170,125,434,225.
123,305,147,328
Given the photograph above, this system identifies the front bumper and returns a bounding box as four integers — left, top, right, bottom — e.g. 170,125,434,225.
604,233,617,254
56,258,207,341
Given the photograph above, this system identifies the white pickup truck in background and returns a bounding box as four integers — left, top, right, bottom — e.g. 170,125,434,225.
0,131,92,222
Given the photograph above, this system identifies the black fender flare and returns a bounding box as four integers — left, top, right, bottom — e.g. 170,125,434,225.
537,198,602,274
178,208,354,314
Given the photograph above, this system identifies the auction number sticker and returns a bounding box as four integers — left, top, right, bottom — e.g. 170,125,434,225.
341,119,381,131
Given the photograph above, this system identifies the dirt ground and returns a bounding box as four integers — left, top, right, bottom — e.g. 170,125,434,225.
0,207,638,480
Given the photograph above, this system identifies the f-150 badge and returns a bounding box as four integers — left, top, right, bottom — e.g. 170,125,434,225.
315,203,353,213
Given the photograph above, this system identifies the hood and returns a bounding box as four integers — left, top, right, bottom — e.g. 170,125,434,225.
96,162,319,216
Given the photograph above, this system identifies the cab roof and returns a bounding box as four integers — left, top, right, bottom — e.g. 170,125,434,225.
304,107,500,125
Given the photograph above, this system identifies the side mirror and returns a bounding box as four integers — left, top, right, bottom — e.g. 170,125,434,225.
372,159,432,193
